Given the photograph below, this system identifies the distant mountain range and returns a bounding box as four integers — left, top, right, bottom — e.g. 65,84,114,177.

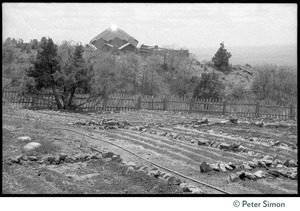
189,44,297,69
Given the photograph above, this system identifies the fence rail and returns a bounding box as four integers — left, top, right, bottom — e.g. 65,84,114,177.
2,88,297,120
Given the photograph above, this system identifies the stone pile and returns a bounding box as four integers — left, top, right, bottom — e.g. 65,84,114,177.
74,119,131,129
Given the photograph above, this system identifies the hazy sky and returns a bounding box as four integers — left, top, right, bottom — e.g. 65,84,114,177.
2,3,297,48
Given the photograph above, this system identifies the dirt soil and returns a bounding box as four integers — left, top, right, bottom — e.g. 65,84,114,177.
2,105,298,194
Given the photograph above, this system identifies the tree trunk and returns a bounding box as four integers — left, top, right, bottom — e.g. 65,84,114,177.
52,85,62,109
67,87,76,108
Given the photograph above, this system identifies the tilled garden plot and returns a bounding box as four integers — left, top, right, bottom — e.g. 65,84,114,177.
2,105,298,194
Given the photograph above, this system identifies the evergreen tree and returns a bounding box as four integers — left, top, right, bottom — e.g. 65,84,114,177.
212,42,232,70
192,72,223,100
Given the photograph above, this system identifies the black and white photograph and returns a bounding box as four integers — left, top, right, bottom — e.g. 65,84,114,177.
2,2,297,198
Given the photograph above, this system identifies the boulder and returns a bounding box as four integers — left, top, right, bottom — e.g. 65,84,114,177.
27,156,37,161
254,170,265,178
271,140,281,146
59,153,68,161
199,161,213,173
127,162,137,168
23,142,41,151
229,117,238,124
211,163,220,171
102,152,115,158
180,183,192,192
289,160,297,167
276,164,284,168
197,140,208,146
225,164,233,171
267,169,281,177
258,160,268,168
218,163,227,172
173,178,182,185
247,161,257,168
229,173,239,182
228,162,236,169
219,143,231,151
166,176,176,184
289,173,298,180
263,155,274,161
263,159,273,166
162,173,172,180
148,170,161,177
190,139,195,144
111,155,122,162
238,145,247,152
236,171,246,179
17,136,32,142
242,163,252,170
245,172,257,180
190,187,204,194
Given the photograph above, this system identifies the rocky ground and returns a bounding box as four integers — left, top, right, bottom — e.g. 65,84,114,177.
2,104,298,194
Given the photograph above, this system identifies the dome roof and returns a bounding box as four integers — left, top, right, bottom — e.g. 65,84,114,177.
90,27,138,48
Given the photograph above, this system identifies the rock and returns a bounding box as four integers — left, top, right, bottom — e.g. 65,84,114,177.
229,117,238,123
229,173,239,182
211,163,220,171
247,151,255,156
148,170,161,177
211,142,219,148
47,155,55,163
199,161,213,173
261,159,273,166
283,160,290,167
218,163,227,172
190,139,196,144
263,155,274,161
219,143,231,151
65,157,76,163
247,161,257,168
17,136,31,142
102,152,115,158
10,155,23,163
159,132,167,136
236,171,246,179
54,155,60,164
238,145,247,152
166,176,176,184
228,162,236,169
23,142,41,151
289,160,297,167
173,178,182,185
190,187,204,194
127,166,135,172
162,173,172,180
225,164,233,171
254,170,265,178
197,140,207,146
127,162,137,168
268,169,281,177
245,172,257,180
120,121,131,126
90,153,100,159
276,164,284,168
258,160,268,168
111,155,122,162
27,156,37,161
289,173,298,180
59,153,68,161
272,141,281,146
180,183,192,192
242,163,252,170
197,118,208,125
249,137,258,142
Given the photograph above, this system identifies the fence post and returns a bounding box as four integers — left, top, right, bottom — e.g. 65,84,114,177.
189,98,194,113
222,100,227,116
151,96,154,110
255,101,260,118
162,97,168,111
137,96,142,110
289,104,294,120
102,97,107,111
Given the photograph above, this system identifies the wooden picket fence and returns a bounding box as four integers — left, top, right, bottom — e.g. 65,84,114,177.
2,88,297,120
